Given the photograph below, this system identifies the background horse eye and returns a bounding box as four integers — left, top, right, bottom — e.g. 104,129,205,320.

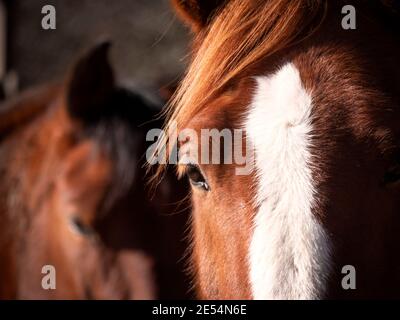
69,216,96,238
186,164,210,191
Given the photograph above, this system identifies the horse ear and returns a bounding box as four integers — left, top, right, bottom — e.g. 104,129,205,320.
171,0,227,32
66,41,115,121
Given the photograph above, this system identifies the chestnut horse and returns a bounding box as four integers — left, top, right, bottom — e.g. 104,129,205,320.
0,43,189,299
157,0,400,299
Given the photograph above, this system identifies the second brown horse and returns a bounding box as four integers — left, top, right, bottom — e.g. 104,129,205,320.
0,43,190,299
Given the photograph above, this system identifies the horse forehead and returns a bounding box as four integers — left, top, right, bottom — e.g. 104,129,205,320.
183,79,254,131
247,63,312,132
184,63,313,137
62,141,113,184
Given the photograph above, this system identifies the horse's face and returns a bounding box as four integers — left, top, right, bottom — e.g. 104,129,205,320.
21,127,153,299
3,43,189,299
44,119,157,300
171,0,400,299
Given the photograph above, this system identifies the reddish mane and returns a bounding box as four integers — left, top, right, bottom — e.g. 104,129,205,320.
168,0,326,129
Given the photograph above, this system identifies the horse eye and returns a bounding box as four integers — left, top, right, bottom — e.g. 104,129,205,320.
69,216,96,237
186,164,210,191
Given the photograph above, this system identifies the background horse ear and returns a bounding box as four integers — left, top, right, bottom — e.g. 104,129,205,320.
171,0,227,32
66,41,115,122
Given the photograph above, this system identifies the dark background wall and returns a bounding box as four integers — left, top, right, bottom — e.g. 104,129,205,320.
6,0,189,98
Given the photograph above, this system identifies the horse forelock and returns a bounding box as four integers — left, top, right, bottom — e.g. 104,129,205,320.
168,0,326,129
151,0,327,178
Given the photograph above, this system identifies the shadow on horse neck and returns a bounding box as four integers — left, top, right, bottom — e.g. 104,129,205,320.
0,43,191,299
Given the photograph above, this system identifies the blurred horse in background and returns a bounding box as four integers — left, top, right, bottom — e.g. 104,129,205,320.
0,42,190,299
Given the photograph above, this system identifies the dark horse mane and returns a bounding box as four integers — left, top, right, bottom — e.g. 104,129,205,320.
78,87,161,208
0,84,61,140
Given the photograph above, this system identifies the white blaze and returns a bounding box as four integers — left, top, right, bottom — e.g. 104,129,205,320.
245,63,331,299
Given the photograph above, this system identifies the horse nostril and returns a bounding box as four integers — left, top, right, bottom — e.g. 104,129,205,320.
69,216,96,238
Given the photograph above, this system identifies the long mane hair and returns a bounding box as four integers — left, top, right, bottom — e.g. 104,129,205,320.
171,0,327,125
152,0,327,175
